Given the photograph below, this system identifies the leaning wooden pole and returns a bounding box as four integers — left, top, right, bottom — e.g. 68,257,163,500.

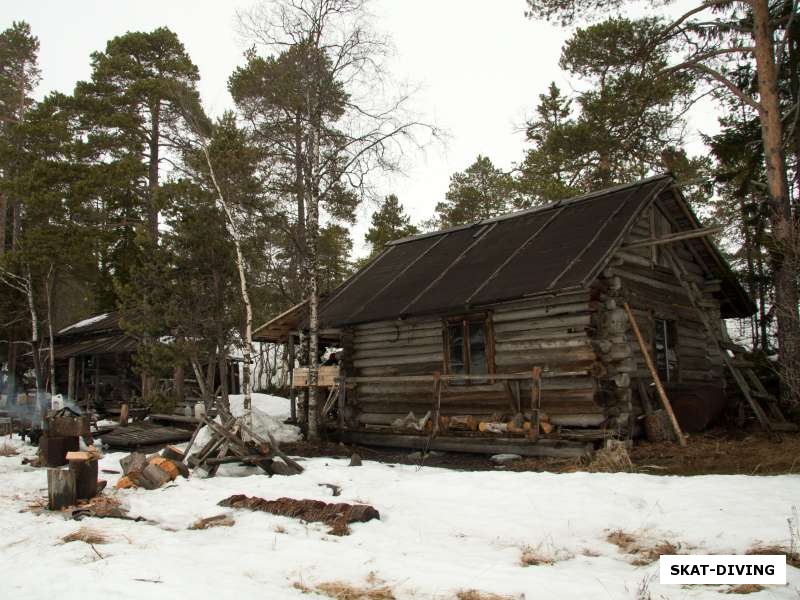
622,302,687,447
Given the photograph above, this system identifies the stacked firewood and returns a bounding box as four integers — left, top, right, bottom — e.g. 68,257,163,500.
115,446,189,490
186,408,303,477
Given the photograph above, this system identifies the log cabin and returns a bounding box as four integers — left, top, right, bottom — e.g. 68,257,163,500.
255,174,759,457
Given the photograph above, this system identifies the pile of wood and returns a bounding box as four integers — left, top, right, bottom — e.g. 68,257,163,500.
47,447,105,511
186,408,303,477
387,412,554,436
115,446,189,490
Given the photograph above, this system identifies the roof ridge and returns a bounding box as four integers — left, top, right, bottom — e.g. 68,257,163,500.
386,173,674,247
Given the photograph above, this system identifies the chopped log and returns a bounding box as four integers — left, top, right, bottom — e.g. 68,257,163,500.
138,463,173,490
120,452,147,476
115,476,135,490
68,455,99,500
540,421,555,434
162,445,185,462
149,456,180,480
48,468,77,510
446,415,478,431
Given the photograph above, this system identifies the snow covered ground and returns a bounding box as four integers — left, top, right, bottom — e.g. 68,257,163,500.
1,405,799,599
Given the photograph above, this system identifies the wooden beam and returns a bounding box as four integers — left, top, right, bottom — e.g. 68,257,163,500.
621,227,722,251
339,431,593,458
622,302,687,446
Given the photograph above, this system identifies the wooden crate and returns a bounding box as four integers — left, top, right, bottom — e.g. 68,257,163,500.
292,366,340,388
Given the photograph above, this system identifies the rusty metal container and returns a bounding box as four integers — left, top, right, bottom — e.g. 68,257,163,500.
40,435,80,467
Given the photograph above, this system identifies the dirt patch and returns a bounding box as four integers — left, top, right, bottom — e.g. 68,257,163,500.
630,430,800,476
219,495,379,536
61,526,108,545
285,430,800,476
724,584,764,594
606,529,681,565
746,544,800,568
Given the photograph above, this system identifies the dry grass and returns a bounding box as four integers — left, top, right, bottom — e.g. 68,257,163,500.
746,544,800,568
188,514,235,530
292,574,395,600
724,584,764,594
587,441,633,473
61,526,108,545
606,529,680,565
315,581,395,600
274,524,288,534
0,442,18,457
455,591,518,600
519,543,573,566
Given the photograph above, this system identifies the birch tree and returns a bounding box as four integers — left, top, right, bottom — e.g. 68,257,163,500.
237,0,437,440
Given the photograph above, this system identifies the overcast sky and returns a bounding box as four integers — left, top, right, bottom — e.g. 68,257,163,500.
6,0,711,257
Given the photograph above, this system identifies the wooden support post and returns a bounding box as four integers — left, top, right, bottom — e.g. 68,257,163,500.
623,302,687,447
174,364,185,404
119,403,129,427
337,375,346,431
432,371,441,434
94,354,100,405
67,357,76,403
288,336,296,423
530,367,542,440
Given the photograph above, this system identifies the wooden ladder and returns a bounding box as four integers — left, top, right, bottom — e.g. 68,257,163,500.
662,246,797,434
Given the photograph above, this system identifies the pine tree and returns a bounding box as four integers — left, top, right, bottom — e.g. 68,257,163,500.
364,194,418,255
435,155,514,227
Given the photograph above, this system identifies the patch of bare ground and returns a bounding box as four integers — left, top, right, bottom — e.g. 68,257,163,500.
0,442,18,456
61,526,108,545
723,584,764,594
286,430,800,476
519,543,573,566
746,544,800,568
606,529,681,565
188,514,235,530
456,591,519,600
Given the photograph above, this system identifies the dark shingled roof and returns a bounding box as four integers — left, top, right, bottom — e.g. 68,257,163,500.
321,175,675,326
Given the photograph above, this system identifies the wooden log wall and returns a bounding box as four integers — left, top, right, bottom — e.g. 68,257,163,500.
600,203,725,422
348,290,606,428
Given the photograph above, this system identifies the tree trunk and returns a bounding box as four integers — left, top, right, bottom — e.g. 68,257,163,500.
45,267,57,396
306,121,321,441
217,340,229,409
147,100,161,241
752,0,800,404
201,145,253,414
0,192,7,256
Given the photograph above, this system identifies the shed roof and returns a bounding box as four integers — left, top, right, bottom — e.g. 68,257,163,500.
318,174,753,326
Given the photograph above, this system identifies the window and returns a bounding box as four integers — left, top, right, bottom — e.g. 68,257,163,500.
654,318,678,383
445,316,492,384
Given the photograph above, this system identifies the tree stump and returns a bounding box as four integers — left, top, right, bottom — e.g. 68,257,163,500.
47,468,76,510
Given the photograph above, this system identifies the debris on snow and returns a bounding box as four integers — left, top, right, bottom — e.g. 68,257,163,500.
189,514,235,530
218,494,380,536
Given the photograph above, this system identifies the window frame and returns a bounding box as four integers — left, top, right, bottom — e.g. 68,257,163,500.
653,316,679,383
442,312,495,384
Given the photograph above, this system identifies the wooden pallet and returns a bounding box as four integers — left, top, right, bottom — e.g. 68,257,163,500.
98,422,192,449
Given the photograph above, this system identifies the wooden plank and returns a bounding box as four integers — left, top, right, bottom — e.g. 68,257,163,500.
623,302,687,446
339,431,593,458
621,227,722,250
